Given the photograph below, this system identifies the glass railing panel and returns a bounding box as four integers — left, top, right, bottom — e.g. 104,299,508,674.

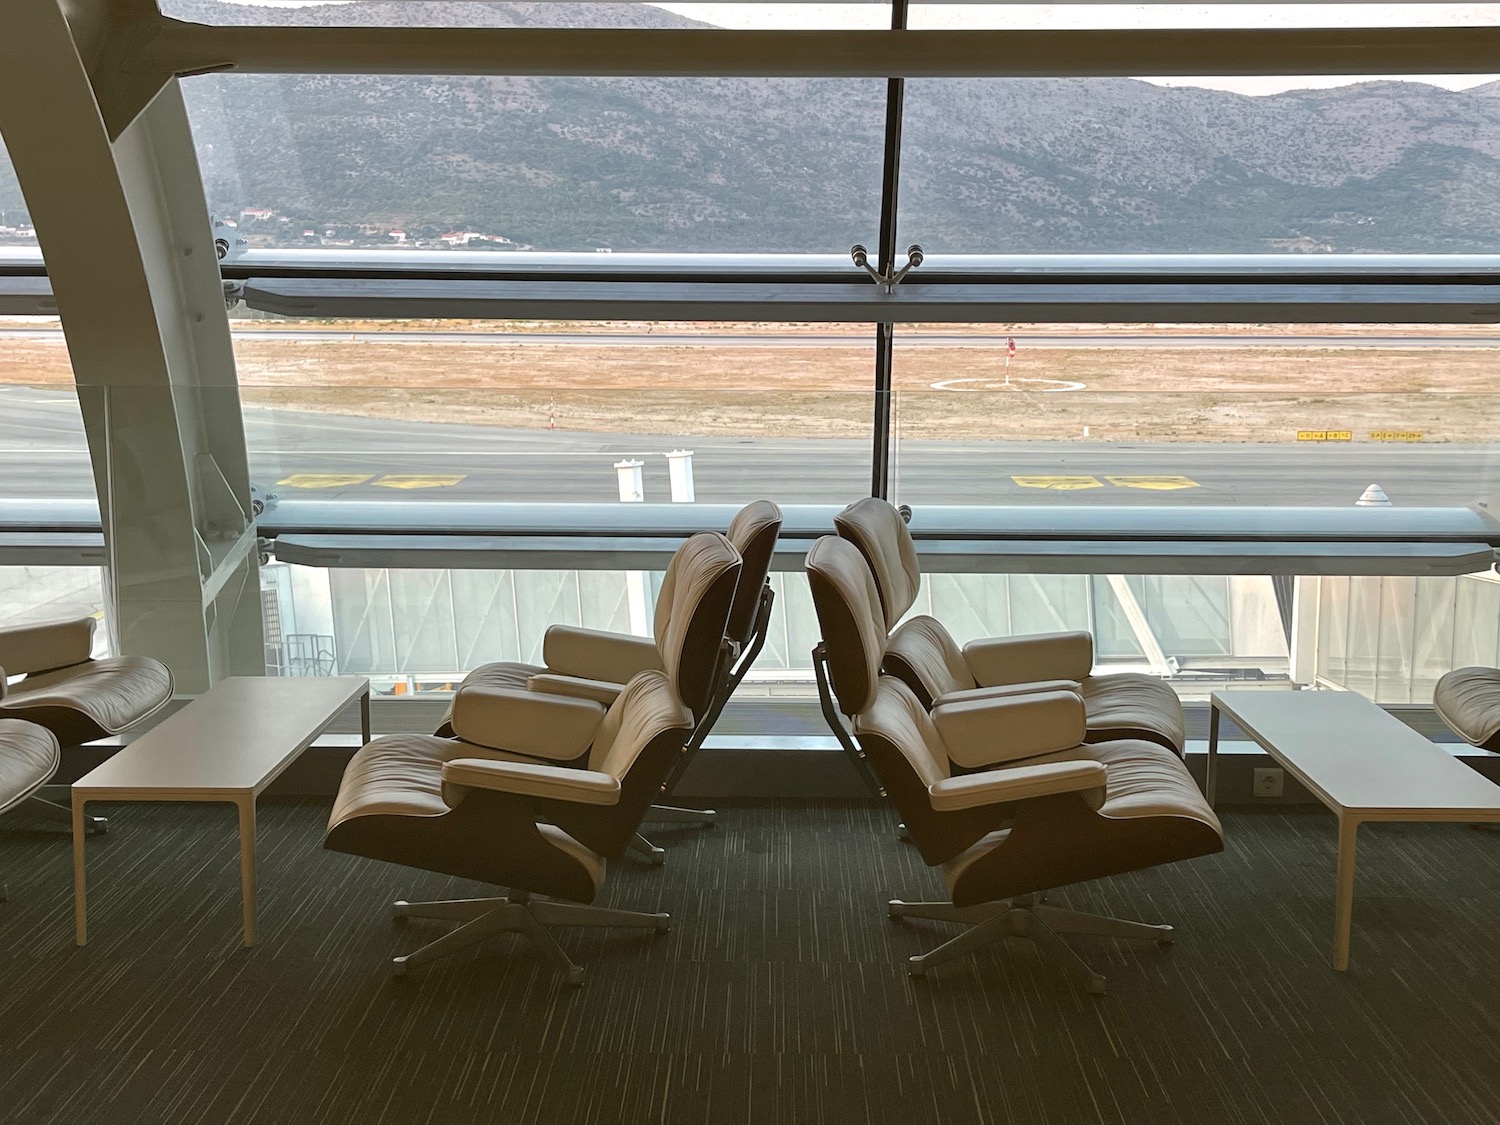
1309,570,1499,704
0,565,110,654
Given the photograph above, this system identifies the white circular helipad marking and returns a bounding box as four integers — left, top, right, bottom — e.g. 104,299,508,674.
928,377,1087,392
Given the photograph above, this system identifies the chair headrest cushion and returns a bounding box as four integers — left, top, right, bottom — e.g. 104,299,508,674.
834,498,921,630
655,531,742,717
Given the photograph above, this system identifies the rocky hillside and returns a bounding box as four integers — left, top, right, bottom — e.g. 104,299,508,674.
5,0,1500,253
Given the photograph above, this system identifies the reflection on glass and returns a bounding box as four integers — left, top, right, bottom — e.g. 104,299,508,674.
0,136,33,245
890,324,1500,508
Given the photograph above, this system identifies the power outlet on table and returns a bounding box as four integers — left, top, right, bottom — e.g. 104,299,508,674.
1253,767,1285,799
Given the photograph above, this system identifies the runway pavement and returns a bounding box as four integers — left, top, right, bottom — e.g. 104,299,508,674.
3,384,1496,508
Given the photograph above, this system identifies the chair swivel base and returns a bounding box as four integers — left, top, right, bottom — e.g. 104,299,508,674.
390,891,669,985
630,803,720,864
644,803,718,827
889,897,1173,994
26,795,108,834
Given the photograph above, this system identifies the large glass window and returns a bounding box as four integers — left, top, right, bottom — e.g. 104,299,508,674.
0,139,90,509
890,323,1500,508
900,65,1500,253
233,316,874,505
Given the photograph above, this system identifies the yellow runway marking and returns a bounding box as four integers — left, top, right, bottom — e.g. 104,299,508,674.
1105,475,1200,491
276,473,374,489
372,474,467,489
1013,475,1104,490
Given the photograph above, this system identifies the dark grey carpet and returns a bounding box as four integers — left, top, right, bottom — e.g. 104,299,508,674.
1,800,1499,1125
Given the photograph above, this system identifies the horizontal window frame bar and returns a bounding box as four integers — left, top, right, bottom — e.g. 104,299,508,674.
147,22,1500,80
5,500,1496,574
267,532,1498,576
238,276,1500,324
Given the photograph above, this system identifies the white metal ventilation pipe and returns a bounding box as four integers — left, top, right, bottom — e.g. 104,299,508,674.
666,449,696,503
614,459,651,635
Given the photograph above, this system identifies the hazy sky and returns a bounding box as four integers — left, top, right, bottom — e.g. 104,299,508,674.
234,1,1500,94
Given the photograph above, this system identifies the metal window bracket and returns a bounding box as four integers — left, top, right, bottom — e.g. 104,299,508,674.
851,243,923,292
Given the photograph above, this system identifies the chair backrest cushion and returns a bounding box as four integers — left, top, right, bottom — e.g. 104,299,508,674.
723,500,783,649
653,531,742,718
852,675,951,788
834,497,922,630
588,669,695,777
805,535,887,716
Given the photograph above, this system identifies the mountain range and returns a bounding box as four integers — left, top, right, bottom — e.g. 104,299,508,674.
4,1,1500,254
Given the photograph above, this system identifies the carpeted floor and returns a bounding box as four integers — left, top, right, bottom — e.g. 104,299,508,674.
1,799,1498,1125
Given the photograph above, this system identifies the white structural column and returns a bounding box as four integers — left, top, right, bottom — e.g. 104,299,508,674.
0,0,263,691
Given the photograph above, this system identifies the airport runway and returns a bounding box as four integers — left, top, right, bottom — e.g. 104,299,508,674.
4,327,1500,349
2,385,1496,508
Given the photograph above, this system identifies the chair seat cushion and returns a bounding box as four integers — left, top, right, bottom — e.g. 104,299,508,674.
1434,667,1500,751
941,737,1220,902
326,733,605,892
0,656,172,741
433,661,546,737
1087,738,1219,829
329,733,549,826
0,718,61,815
1079,673,1185,756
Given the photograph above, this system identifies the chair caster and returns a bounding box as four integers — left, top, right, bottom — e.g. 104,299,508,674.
565,966,585,987
1086,975,1107,995
1157,937,1174,949
653,915,670,933
85,816,108,836
392,901,410,925
906,957,926,978
391,957,410,977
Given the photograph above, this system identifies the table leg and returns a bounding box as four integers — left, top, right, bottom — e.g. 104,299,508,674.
1206,704,1220,807
1333,815,1359,971
72,797,88,946
238,798,258,947
360,688,372,743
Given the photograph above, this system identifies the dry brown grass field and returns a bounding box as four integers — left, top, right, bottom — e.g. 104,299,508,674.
3,322,1497,443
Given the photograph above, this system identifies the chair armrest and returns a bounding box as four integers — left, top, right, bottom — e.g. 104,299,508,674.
962,631,1093,687
527,672,626,707
932,689,1087,770
543,624,664,684
441,758,621,808
928,759,1106,812
0,616,96,676
932,680,1082,707
449,685,605,761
